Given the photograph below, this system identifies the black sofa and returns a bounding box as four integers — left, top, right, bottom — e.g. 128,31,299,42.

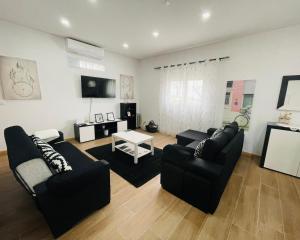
161,122,244,213
4,126,110,238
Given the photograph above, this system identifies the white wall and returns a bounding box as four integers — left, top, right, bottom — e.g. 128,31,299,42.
138,24,300,155
0,20,139,150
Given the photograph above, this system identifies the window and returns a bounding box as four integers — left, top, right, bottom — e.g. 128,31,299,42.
226,81,233,88
225,92,230,105
170,80,203,101
243,94,254,108
187,80,203,100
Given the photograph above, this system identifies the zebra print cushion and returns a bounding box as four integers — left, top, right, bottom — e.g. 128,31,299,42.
194,138,207,158
31,135,72,173
211,128,223,139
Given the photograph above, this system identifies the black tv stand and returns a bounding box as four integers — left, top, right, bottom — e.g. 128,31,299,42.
74,119,127,143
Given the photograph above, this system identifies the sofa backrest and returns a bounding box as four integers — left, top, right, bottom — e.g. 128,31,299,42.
215,129,244,165
202,133,229,161
4,126,42,170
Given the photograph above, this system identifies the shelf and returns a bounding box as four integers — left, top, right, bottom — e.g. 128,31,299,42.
115,142,151,158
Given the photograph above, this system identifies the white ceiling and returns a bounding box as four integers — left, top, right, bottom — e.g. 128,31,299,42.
1,0,300,59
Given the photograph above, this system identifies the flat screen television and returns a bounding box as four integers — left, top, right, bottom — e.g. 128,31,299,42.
81,75,116,98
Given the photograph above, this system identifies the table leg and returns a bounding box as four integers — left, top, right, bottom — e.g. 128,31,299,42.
151,139,154,156
134,144,138,164
112,135,115,152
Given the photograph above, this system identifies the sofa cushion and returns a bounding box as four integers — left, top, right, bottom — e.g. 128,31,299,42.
211,128,223,138
183,157,223,180
186,140,200,150
46,161,104,196
202,133,229,162
194,139,208,158
223,127,236,140
207,128,218,137
162,144,194,168
15,158,53,193
31,136,72,173
32,135,52,147
53,142,95,168
224,122,238,135
34,129,60,142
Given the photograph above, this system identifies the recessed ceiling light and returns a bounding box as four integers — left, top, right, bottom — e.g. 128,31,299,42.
152,31,160,38
202,11,211,21
60,17,71,28
122,43,129,49
88,0,98,4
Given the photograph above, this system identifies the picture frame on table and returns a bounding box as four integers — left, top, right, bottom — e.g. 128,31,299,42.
95,113,104,123
106,112,115,121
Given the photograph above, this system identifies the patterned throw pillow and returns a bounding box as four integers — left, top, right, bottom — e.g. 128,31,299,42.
194,138,207,158
211,128,223,139
31,135,72,173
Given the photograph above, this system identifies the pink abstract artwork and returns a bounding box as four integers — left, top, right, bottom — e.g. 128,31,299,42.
231,80,244,112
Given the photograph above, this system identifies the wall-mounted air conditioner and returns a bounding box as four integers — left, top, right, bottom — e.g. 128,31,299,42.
66,38,104,60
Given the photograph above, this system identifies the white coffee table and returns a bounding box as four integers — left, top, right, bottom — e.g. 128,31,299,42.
112,130,154,164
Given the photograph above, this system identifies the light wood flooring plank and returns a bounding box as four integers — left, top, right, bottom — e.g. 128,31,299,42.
277,173,300,240
138,230,161,240
293,178,300,199
197,174,243,240
257,227,285,240
118,189,177,240
150,198,191,240
258,184,283,233
232,186,259,234
244,157,261,188
61,204,134,240
168,207,206,240
228,224,257,240
234,155,250,177
260,168,278,190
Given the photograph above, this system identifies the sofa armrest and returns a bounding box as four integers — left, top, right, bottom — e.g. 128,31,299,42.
207,128,217,136
33,159,110,237
48,131,64,145
162,144,194,167
43,160,109,196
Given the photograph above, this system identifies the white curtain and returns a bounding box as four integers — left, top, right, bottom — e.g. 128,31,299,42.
159,62,224,135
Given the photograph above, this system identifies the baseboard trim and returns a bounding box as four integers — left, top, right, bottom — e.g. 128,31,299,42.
242,151,260,159
66,137,75,142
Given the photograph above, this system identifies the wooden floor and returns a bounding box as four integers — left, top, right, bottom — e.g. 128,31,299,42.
1,130,300,240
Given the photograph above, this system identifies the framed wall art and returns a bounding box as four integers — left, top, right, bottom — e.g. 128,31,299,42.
223,80,256,130
120,74,134,99
0,56,41,100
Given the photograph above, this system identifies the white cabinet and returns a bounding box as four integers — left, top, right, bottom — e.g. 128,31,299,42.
262,123,300,177
79,126,95,143
117,120,127,132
